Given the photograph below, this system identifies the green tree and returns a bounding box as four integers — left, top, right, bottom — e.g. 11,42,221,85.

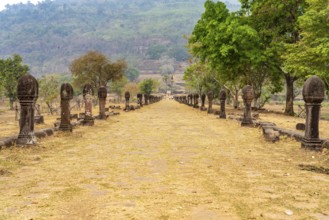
188,0,280,108
124,82,140,99
138,78,160,95
38,74,60,114
240,0,308,115
125,67,140,82
0,54,29,109
70,51,127,91
109,77,128,101
283,0,329,88
183,62,209,95
184,61,222,98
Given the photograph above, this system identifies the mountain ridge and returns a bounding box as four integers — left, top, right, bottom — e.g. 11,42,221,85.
0,0,241,76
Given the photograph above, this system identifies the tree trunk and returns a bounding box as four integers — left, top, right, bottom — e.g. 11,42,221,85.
285,74,295,116
46,102,53,115
9,99,14,110
234,89,239,109
253,93,261,109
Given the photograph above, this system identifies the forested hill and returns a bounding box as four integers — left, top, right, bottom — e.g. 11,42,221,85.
0,0,240,76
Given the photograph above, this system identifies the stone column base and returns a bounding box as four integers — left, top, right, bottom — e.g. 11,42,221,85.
82,116,94,126
301,138,322,151
59,124,73,132
219,113,226,119
241,120,254,127
16,134,37,146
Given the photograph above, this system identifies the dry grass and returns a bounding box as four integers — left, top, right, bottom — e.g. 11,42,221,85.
0,100,328,219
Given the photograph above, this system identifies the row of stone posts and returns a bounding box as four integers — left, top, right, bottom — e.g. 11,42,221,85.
14,73,163,146
173,87,255,126
173,76,326,151
174,89,228,119
124,92,162,111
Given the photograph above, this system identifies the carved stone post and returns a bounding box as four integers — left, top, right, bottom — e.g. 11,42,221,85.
200,94,207,111
16,74,38,145
207,91,214,114
82,84,94,126
98,87,107,119
125,91,130,111
137,93,143,107
301,76,325,150
193,94,199,108
144,94,149,105
149,95,153,104
241,85,254,126
219,89,227,119
59,83,74,131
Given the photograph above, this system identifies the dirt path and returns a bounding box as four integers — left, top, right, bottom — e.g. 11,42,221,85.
0,100,329,219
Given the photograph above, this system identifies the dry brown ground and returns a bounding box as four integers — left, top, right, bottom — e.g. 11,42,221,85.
0,100,329,220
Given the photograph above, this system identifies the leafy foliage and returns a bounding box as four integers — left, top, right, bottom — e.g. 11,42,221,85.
188,0,282,108
38,74,60,114
183,62,221,96
109,77,129,99
0,54,29,109
283,0,329,88
138,79,160,95
124,82,140,98
70,51,127,91
239,0,307,114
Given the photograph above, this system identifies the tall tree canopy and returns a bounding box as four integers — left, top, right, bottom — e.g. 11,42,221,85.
188,0,282,108
183,62,221,96
240,0,307,115
70,51,127,91
283,0,329,88
0,54,29,109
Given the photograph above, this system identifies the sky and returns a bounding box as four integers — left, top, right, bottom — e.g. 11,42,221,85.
0,0,43,11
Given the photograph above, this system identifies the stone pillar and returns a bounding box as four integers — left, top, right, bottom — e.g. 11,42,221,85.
137,93,143,107
59,83,74,131
219,89,227,119
125,91,130,111
207,91,214,114
193,94,199,108
241,85,254,126
301,76,325,150
98,87,107,119
16,74,38,145
82,83,94,126
200,94,207,111
149,95,153,104
144,94,149,105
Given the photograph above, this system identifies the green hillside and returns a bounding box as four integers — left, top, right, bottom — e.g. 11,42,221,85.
0,0,240,76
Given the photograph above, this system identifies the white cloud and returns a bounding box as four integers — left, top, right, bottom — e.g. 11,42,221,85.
0,0,43,11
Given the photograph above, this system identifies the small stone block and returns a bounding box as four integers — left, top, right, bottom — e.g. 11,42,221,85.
296,123,306,131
